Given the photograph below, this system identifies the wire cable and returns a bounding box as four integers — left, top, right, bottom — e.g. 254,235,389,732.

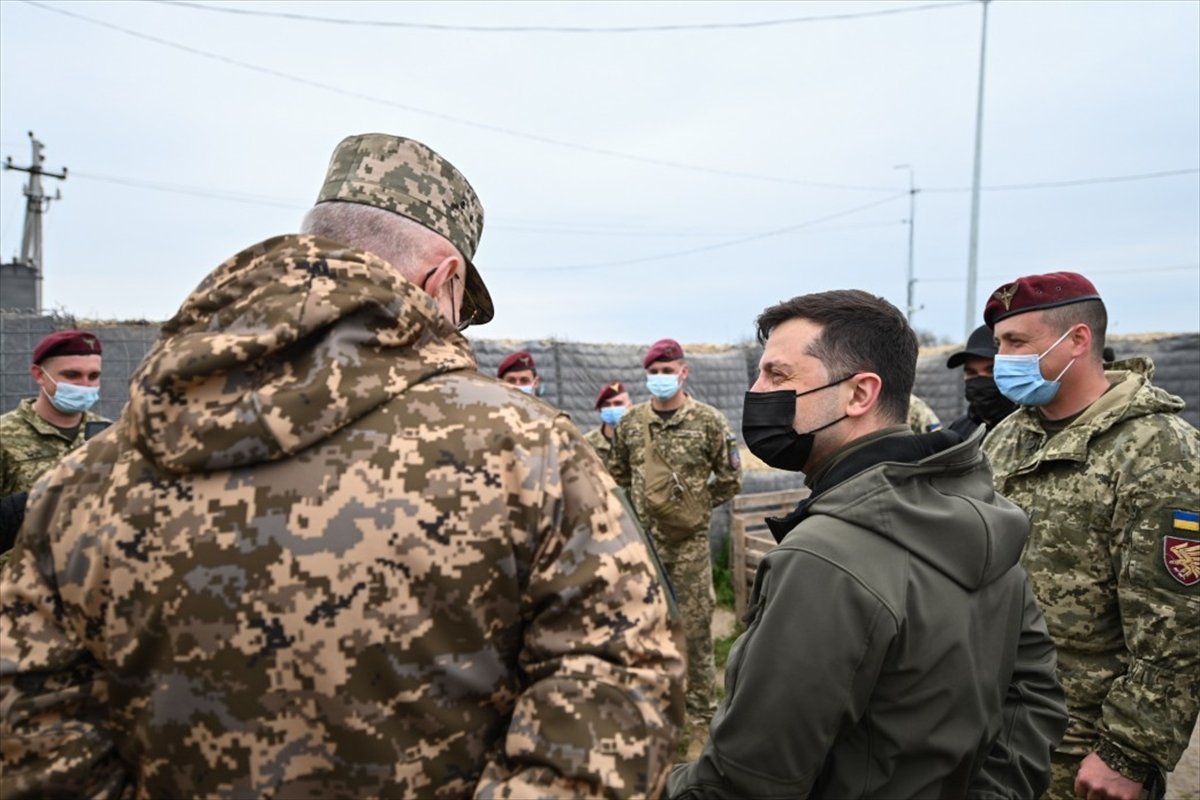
22,0,899,192
492,192,908,271
919,264,1199,282
923,168,1199,192
71,170,307,209
150,0,975,33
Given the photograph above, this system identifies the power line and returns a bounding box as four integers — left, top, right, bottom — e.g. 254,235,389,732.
492,192,908,271
919,264,1199,282
71,170,307,209
923,168,1199,192
22,0,896,192
498,218,904,238
71,169,907,239
151,0,975,33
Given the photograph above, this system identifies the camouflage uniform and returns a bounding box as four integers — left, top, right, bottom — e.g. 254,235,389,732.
0,235,685,799
983,358,1200,797
583,426,615,474
906,393,942,434
610,399,743,740
0,397,107,495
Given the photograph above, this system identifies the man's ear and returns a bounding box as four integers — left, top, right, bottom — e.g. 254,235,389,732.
845,373,883,419
421,254,462,297
1068,323,1093,358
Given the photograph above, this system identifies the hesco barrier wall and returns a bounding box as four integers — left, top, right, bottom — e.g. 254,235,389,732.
4,312,1198,558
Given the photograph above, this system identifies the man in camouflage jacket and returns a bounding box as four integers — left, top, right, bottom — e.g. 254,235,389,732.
583,380,632,475
0,330,108,497
0,331,109,560
610,340,743,751
0,134,685,799
906,392,942,433
982,271,1199,800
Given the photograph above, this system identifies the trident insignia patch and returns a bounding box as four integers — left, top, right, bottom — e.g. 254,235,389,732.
1164,536,1200,586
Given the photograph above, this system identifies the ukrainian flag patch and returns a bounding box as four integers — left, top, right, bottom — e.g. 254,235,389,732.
1174,510,1200,533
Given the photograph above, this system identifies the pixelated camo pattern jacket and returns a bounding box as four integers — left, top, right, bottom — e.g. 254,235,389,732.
0,234,685,800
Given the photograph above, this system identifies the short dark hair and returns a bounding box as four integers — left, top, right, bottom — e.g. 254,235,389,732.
1040,298,1107,359
755,290,917,424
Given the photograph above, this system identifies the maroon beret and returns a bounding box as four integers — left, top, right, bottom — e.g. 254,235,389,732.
497,350,536,378
32,330,103,365
594,381,627,410
984,271,1101,328
642,338,684,369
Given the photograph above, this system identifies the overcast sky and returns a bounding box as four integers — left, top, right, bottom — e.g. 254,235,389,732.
2,0,1197,347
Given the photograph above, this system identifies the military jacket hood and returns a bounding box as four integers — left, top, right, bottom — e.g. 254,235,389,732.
806,427,1029,591
127,234,475,474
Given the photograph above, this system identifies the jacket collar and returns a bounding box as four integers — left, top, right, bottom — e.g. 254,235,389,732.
765,425,965,542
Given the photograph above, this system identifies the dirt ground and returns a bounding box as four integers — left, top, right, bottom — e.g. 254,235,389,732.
709,608,1200,797
1168,721,1200,799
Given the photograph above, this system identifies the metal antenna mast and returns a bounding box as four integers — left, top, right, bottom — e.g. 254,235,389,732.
4,132,68,313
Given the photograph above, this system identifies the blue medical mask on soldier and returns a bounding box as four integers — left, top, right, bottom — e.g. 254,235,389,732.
993,328,1076,407
517,385,535,396
43,373,100,414
646,374,679,400
599,406,626,426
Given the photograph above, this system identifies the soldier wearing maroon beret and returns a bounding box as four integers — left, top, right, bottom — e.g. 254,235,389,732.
611,337,743,756
0,330,109,554
982,271,1200,800
497,350,540,396
583,381,632,472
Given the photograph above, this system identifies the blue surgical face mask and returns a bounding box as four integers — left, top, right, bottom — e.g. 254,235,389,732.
516,385,535,396
599,406,626,426
43,373,100,414
646,373,680,400
993,328,1076,407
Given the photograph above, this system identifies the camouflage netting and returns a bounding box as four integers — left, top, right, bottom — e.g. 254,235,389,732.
5,311,1198,447
4,312,1197,558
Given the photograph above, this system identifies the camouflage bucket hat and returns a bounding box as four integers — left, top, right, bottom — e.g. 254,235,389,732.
317,133,493,325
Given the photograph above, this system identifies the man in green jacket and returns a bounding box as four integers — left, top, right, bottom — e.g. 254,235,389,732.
670,289,1066,799
982,271,1199,800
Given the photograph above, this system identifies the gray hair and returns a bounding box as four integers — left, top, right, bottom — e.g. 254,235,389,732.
300,201,457,279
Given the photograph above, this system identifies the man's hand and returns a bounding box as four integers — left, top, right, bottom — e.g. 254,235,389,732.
1074,752,1143,800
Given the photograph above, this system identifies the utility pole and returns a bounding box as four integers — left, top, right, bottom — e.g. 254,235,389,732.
4,132,68,313
964,0,990,339
894,163,918,322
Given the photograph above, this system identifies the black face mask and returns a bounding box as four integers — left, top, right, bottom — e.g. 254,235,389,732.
742,376,851,472
964,375,1017,426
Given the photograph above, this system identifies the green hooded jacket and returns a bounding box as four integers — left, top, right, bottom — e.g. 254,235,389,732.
670,426,1067,799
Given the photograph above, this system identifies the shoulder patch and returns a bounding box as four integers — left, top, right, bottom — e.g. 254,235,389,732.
728,435,741,470
1164,515,1200,586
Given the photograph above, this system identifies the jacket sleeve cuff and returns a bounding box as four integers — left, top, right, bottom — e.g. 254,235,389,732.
1095,738,1155,784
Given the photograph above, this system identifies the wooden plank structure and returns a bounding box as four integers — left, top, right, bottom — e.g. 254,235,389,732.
729,488,810,617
